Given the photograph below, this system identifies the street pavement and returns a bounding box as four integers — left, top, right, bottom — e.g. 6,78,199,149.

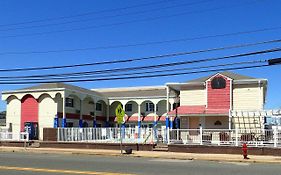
0,151,281,175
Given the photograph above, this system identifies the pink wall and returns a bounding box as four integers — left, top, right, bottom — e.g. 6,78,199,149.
21,95,39,131
207,75,231,109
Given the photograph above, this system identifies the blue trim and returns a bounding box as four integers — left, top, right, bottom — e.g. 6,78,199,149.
165,117,169,129
121,123,126,139
93,120,97,128
105,121,110,127
153,121,157,127
62,118,66,128
54,116,58,128
170,118,173,129
79,119,83,128
175,117,179,129
137,120,141,138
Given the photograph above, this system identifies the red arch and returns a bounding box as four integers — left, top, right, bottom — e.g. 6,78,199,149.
21,94,39,131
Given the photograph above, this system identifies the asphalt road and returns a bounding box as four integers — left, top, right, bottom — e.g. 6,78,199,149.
0,152,281,175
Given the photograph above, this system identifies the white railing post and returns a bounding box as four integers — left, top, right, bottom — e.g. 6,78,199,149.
71,128,74,141
167,128,170,144
200,126,203,145
177,128,179,141
274,127,278,148
235,128,239,146
57,128,60,141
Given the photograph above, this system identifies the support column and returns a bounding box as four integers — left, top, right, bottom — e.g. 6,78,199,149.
79,99,83,128
153,103,157,127
228,110,232,130
137,104,141,138
93,102,97,128
170,116,173,129
62,95,66,128
166,86,170,130
106,104,110,127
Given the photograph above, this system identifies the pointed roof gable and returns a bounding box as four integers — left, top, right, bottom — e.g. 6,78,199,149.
187,71,256,83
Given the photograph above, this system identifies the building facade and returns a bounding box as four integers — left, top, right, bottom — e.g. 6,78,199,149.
1,71,267,140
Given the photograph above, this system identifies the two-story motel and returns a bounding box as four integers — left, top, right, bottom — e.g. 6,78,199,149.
1,71,267,140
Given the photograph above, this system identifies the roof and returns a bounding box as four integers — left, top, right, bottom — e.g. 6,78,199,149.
187,71,257,83
168,105,229,116
21,83,105,97
94,86,176,98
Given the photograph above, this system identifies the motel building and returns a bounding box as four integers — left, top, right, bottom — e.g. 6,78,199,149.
1,71,267,140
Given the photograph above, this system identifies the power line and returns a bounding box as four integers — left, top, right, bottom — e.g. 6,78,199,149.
1,28,280,56
0,64,271,85
0,0,211,32
0,60,265,82
0,1,259,39
0,0,173,27
0,38,280,72
0,47,279,80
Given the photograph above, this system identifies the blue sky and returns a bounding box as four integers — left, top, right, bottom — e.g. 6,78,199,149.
0,0,280,111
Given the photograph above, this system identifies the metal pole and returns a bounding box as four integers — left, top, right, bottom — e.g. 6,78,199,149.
120,124,123,154
200,126,203,145
235,128,239,146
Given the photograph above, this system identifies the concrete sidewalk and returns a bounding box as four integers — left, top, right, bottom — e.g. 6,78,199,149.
1,146,281,164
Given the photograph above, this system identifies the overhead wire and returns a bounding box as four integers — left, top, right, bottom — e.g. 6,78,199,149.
0,64,272,85
0,60,266,82
0,0,260,39
0,0,175,27
0,47,278,82
0,0,212,32
0,38,280,72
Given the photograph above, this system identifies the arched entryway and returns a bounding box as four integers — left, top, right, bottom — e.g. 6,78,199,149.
21,94,39,137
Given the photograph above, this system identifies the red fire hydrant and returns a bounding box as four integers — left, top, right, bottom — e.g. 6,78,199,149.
242,143,249,159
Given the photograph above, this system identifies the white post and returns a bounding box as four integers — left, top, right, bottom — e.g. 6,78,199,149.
167,127,170,144
274,127,278,148
177,128,179,141
235,128,239,146
106,104,110,126
228,109,232,130
200,126,203,145
62,95,66,128
137,104,141,140
165,86,170,143
80,99,83,127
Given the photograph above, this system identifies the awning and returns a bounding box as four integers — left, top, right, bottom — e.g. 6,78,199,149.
168,105,229,116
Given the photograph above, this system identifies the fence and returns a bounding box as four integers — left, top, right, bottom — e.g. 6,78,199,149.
0,131,29,141
57,127,165,144
169,128,281,147
58,127,281,147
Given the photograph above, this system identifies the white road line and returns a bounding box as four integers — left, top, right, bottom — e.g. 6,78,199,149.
149,159,193,163
219,162,251,166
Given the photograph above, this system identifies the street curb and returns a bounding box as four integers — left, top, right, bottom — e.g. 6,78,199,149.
1,147,281,164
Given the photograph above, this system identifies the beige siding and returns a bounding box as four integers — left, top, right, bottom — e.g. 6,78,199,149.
180,88,206,106
205,116,228,129
233,84,263,110
39,95,57,140
6,96,21,140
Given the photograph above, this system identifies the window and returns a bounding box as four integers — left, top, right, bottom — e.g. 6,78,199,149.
211,77,226,89
125,104,133,112
96,102,102,111
65,98,74,107
214,120,222,125
145,102,155,112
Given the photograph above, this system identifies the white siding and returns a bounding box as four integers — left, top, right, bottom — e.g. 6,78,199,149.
39,95,57,140
180,88,206,106
6,96,21,140
233,84,263,110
